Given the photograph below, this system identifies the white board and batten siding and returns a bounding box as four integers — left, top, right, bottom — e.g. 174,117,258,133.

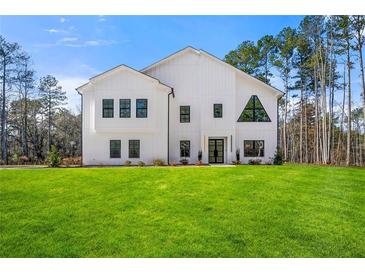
77,47,283,165
79,65,170,165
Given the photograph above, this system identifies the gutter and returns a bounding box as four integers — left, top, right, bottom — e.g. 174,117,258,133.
77,90,83,166
167,88,175,165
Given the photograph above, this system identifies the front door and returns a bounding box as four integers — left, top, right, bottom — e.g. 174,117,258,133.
208,139,224,164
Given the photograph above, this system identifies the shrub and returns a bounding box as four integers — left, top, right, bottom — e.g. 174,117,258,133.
273,148,283,165
19,156,29,164
11,153,20,165
63,157,81,167
180,159,189,165
232,160,241,165
248,159,262,165
236,149,240,162
46,145,62,167
124,160,132,166
198,150,202,161
137,161,145,167
152,159,165,166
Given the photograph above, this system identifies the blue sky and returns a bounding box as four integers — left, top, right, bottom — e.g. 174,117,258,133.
0,15,362,111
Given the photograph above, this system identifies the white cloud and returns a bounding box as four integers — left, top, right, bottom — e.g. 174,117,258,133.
60,17,68,23
59,37,78,42
63,39,117,47
44,28,68,34
34,38,121,49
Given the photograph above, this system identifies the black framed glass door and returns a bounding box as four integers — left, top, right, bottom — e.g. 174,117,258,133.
208,139,224,163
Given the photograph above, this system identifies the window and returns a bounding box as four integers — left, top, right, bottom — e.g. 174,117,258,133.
214,104,223,118
120,99,131,118
102,99,114,118
136,99,148,118
110,140,121,158
237,95,271,122
180,106,190,123
244,140,264,157
129,140,140,158
180,140,190,157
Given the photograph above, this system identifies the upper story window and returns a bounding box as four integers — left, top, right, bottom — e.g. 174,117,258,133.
110,140,121,158
180,140,190,157
214,104,223,118
244,140,264,157
180,106,190,123
120,99,131,118
129,140,140,158
237,95,271,122
102,99,114,118
136,99,148,118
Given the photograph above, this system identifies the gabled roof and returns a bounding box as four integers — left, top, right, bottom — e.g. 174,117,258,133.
141,46,284,97
76,64,172,94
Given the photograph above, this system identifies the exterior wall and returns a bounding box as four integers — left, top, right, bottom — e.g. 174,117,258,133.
145,50,237,164
144,49,279,164
82,68,169,165
235,76,278,164
81,48,280,165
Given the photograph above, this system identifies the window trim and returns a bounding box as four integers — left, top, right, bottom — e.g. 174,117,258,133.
129,140,140,158
237,95,271,122
102,99,114,118
119,99,131,118
110,140,121,158
136,99,148,118
244,140,265,157
180,105,190,123
213,103,223,118
180,140,191,158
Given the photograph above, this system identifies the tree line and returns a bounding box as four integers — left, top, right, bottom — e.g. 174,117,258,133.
0,35,81,164
225,15,365,166
1,15,364,166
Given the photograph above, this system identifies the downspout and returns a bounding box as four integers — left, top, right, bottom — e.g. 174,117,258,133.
167,88,175,165
77,90,83,166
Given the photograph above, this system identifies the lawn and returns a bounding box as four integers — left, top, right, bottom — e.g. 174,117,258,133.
0,164,364,258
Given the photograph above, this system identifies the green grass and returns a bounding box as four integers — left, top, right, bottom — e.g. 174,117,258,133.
0,164,364,258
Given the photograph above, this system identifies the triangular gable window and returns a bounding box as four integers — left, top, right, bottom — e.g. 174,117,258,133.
237,95,271,122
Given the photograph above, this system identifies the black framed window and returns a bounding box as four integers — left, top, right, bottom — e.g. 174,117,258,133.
120,99,131,118
237,95,271,122
136,99,147,118
180,106,190,123
244,140,264,157
110,140,121,158
180,140,190,157
102,99,114,118
214,104,223,118
129,140,140,158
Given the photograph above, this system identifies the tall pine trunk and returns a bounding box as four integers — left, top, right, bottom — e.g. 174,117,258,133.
357,39,365,166
47,92,52,152
1,59,7,163
346,38,352,166
337,66,346,164
314,67,319,163
283,70,288,161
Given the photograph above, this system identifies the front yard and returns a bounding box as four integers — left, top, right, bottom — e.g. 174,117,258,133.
0,164,364,257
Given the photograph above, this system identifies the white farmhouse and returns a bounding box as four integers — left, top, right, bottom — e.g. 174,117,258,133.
76,46,283,165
